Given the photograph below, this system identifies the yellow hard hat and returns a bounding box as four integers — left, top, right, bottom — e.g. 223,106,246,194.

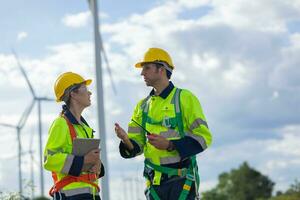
54,72,92,102
135,47,174,70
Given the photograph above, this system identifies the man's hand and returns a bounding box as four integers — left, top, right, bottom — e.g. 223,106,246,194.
114,123,128,141
114,123,134,150
147,134,170,150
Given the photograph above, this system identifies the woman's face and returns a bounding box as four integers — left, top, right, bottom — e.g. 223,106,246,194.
71,84,92,107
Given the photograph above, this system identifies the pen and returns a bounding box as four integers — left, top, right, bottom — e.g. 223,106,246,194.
131,119,151,135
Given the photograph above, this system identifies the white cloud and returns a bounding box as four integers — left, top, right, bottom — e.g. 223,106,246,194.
62,11,91,28
269,33,300,91
178,0,212,9
197,0,300,32
1,0,300,198
62,11,109,28
17,31,28,41
267,125,300,156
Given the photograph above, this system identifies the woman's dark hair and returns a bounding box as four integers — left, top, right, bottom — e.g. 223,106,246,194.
60,83,82,116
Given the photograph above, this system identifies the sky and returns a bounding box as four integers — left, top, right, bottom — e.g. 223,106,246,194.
0,0,300,199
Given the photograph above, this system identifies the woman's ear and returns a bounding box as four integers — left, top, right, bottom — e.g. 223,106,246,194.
69,91,76,100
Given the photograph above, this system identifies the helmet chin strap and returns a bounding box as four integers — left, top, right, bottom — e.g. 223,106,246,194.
155,61,173,73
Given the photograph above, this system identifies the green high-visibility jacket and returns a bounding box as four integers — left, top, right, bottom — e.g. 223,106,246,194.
43,108,103,197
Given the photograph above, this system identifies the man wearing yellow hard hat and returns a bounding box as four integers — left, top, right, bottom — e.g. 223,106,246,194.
114,47,213,200
44,72,104,200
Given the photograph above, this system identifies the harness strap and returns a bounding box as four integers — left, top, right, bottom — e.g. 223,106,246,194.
178,178,193,200
149,187,161,200
145,159,188,177
143,88,199,200
64,115,77,141
49,174,100,196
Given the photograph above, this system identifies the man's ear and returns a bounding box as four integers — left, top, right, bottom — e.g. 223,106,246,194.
160,67,166,76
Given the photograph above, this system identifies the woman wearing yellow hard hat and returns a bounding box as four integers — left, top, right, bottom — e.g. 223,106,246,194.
44,72,104,200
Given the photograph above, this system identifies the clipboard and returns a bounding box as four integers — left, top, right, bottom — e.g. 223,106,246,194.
72,138,100,156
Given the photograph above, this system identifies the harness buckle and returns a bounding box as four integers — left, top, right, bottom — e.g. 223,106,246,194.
186,173,195,181
178,168,188,177
162,117,171,128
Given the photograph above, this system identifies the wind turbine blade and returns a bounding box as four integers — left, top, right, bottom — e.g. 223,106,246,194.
87,0,92,8
18,99,35,129
39,97,55,101
29,124,35,150
99,34,117,95
12,49,36,98
0,122,15,129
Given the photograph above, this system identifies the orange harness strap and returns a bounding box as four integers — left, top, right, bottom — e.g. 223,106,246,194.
49,116,100,197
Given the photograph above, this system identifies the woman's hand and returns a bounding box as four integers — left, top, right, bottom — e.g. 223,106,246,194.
84,148,100,165
82,148,100,172
89,159,101,176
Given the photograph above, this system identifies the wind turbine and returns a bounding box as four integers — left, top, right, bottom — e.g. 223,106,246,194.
86,0,118,199
12,50,55,197
0,99,35,197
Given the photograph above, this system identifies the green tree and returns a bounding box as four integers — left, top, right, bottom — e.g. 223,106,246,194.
202,162,274,200
270,180,300,200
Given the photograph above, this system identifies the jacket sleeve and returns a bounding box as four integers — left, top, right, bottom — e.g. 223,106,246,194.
119,100,146,158
43,118,84,176
98,163,105,178
172,90,213,159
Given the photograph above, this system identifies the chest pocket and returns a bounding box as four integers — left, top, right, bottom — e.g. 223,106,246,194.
159,104,178,129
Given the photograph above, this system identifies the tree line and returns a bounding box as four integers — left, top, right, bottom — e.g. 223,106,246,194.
202,162,300,200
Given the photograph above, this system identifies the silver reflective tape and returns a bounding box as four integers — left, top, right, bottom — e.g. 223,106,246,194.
61,154,74,174
143,96,151,112
160,129,180,138
186,131,207,149
174,89,180,112
190,118,208,130
61,187,95,196
128,126,142,133
160,156,181,165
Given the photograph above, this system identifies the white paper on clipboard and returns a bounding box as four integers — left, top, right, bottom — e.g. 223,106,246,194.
72,138,100,156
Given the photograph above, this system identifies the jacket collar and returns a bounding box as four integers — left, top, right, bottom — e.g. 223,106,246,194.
150,81,174,99
62,105,89,126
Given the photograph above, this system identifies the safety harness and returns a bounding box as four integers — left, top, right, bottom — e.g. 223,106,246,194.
49,116,100,197
142,88,200,200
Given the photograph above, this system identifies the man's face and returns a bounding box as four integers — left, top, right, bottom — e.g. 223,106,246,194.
141,63,162,87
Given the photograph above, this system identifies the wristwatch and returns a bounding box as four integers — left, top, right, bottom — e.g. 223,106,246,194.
167,141,175,152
